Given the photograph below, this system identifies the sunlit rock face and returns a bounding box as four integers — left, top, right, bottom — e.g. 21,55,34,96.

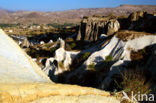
0,29,51,83
84,36,125,69
99,35,156,90
43,38,80,76
83,32,156,69
64,31,156,90
77,16,120,41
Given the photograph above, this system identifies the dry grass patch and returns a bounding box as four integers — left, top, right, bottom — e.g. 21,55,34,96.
116,30,152,41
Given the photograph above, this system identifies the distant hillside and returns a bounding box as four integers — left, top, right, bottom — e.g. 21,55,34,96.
0,5,156,24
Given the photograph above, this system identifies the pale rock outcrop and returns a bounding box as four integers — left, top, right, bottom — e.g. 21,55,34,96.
44,38,80,75
77,16,120,41
55,38,79,69
43,58,57,75
122,35,156,60
107,20,120,36
0,83,120,103
0,29,51,83
21,37,30,48
84,36,125,69
100,35,156,90
76,31,156,89
84,34,156,69
40,41,45,45
129,11,145,22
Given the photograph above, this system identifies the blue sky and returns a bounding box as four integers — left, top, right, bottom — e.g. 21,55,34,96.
0,0,156,11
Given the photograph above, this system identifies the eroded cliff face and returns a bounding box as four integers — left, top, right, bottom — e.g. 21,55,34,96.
76,16,120,41
126,11,156,33
76,11,156,42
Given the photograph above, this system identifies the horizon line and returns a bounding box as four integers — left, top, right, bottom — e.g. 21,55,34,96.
1,4,156,12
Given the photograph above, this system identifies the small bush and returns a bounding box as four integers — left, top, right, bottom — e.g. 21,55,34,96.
88,63,95,71
70,52,91,70
50,47,57,53
70,43,76,49
82,52,91,60
58,61,65,69
105,55,113,62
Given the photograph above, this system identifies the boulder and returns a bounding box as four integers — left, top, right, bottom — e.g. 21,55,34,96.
129,11,145,22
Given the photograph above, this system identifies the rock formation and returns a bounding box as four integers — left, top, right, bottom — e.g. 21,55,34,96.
128,11,156,33
100,34,156,90
0,29,50,83
0,29,120,103
21,37,30,48
57,30,156,91
43,38,80,76
76,16,120,41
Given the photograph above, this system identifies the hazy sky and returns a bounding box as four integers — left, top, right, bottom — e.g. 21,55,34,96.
0,0,156,11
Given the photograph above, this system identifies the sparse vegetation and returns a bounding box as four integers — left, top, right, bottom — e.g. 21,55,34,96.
58,61,65,69
47,23,75,28
105,55,113,62
50,47,57,53
70,52,91,70
82,52,91,60
0,23,19,28
88,63,95,71
115,69,152,102
70,43,76,49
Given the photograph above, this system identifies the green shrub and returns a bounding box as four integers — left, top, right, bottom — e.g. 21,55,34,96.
70,43,76,49
88,63,95,71
58,61,65,69
82,52,91,60
50,47,57,53
105,55,113,62
69,52,91,70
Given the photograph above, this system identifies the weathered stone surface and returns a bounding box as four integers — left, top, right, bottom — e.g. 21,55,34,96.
0,29,50,83
0,83,120,103
100,35,156,90
43,38,80,75
66,33,156,90
128,11,156,33
77,16,120,41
